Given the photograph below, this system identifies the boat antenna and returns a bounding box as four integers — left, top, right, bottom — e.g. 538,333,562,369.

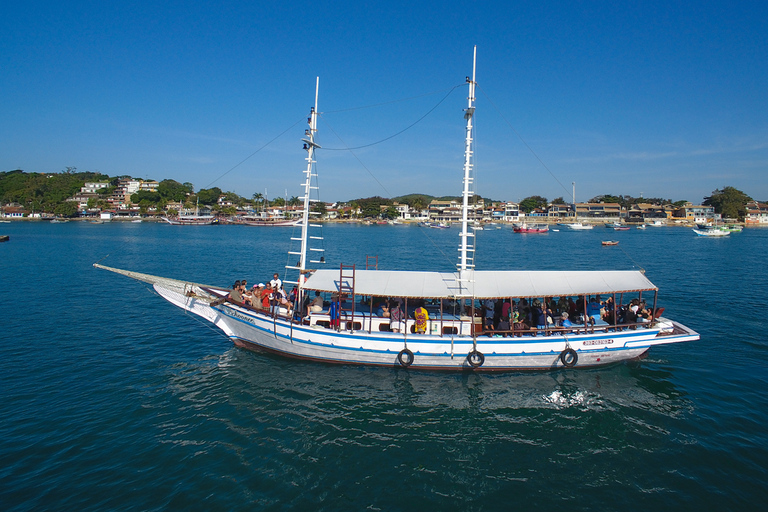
457,46,477,293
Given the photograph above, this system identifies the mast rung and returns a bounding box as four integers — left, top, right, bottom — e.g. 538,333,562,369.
310,223,322,227
309,260,325,263
288,251,301,255
309,248,324,252
290,237,303,241
283,280,299,285
310,236,323,239
285,265,301,270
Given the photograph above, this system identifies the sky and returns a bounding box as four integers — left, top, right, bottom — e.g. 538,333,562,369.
2,0,767,204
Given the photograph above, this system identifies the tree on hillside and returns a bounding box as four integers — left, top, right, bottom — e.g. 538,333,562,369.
703,186,752,220
197,187,222,206
158,179,193,201
519,195,548,213
551,197,566,204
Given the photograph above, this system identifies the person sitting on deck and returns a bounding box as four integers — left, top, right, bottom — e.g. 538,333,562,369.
376,300,390,317
586,297,603,322
414,302,429,334
558,312,573,332
276,287,292,314
307,290,324,315
228,280,244,304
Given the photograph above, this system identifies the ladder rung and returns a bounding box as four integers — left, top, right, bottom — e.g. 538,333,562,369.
309,260,325,263
310,224,322,227
310,236,323,239
310,248,324,252
285,265,301,270
288,251,301,255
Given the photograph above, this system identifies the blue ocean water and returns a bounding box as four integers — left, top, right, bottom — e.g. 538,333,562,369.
1,221,767,511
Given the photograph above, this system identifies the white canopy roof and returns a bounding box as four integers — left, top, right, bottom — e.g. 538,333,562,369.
301,269,657,299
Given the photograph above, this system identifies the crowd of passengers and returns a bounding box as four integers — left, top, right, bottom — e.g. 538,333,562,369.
227,273,297,314
226,277,657,335
477,295,657,336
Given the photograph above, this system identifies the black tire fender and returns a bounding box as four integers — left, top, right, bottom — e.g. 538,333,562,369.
560,348,578,368
467,349,485,368
397,348,414,367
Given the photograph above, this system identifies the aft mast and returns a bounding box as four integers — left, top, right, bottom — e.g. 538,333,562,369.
457,46,477,293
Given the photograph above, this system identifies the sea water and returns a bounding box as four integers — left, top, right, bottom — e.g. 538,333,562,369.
1,222,766,511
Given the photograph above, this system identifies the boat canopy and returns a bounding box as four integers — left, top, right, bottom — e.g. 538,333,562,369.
301,269,657,299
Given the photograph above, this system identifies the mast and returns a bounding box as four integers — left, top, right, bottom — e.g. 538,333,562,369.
291,77,321,292
458,46,477,290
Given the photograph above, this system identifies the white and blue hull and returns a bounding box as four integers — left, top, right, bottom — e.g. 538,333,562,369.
157,284,697,371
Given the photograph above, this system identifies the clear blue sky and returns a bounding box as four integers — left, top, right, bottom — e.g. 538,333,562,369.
2,1,767,204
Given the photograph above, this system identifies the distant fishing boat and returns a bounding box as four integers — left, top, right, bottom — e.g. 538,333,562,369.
513,223,549,233
613,226,630,231
601,240,619,246
693,228,730,237
96,48,699,370
0,235,9,242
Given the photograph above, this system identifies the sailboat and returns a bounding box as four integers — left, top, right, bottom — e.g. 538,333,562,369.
162,197,217,225
95,48,699,370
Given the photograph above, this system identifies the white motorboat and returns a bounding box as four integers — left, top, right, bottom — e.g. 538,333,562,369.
559,222,594,230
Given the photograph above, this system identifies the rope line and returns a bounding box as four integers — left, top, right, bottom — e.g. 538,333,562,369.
202,117,306,190
321,84,463,151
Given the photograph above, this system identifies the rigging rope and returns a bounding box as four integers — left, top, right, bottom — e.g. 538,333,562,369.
320,84,464,150
202,116,306,190
477,84,573,200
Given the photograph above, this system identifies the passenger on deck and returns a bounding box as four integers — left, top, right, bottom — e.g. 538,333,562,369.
276,287,292,313
558,312,573,328
270,273,282,292
307,290,323,315
228,280,243,303
260,283,273,309
497,301,511,336
389,301,402,332
531,299,546,331
586,297,603,322
329,295,340,328
414,302,429,334
376,300,390,317
484,299,495,334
